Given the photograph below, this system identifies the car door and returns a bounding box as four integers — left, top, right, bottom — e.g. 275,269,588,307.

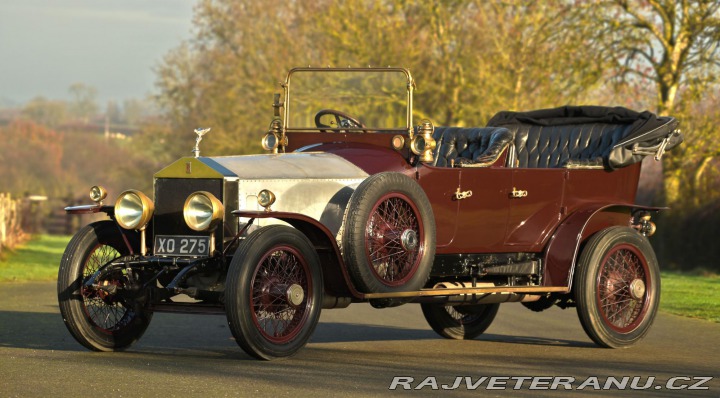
504,168,566,251
417,166,460,249
453,168,510,253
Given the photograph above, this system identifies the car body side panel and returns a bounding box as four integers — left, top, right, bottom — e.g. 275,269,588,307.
543,205,633,287
563,164,641,207
238,178,362,236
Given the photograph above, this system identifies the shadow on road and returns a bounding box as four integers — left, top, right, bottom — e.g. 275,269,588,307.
312,322,594,348
0,310,81,351
0,309,594,355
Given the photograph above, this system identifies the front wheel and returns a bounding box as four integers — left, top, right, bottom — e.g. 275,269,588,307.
575,226,660,348
226,225,323,360
57,221,152,351
421,303,499,340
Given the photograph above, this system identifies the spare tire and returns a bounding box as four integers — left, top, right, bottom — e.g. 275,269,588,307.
342,172,436,295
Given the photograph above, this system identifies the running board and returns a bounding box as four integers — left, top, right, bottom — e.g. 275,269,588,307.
361,286,569,299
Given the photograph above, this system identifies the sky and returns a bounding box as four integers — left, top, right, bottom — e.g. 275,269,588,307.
0,0,196,106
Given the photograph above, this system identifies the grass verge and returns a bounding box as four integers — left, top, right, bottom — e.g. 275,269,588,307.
1,235,718,323
0,235,70,282
660,271,720,323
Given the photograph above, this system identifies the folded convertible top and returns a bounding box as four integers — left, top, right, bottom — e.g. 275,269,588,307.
487,105,682,169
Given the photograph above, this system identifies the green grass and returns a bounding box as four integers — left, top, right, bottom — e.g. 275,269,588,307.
660,271,720,323
0,235,70,282
1,235,718,323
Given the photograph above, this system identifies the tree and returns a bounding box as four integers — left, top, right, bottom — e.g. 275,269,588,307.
155,0,604,151
21,97,68,128
68,83,99,123
466,2,604,120
586,0,720,205
0,120,65,196
599,0,720,114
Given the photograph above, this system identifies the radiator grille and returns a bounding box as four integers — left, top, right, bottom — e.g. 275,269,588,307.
153,178,224,253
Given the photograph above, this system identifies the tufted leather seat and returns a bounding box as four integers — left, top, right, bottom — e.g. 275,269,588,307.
432,127,514,167
502,123,634,168
484,106,681,169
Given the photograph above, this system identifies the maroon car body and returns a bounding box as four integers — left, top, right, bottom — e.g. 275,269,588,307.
58,67,682,359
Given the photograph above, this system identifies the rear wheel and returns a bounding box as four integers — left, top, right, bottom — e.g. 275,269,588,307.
575,227,659,348
421,303,499,340
226,225,323,360
57,221,152,351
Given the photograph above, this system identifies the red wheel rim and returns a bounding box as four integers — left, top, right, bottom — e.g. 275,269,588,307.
80,244,133,333
364,192,424,286
250,245,312,344
596,244,650,333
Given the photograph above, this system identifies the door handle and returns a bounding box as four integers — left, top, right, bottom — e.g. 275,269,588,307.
454,188,473,200
510,187,528,198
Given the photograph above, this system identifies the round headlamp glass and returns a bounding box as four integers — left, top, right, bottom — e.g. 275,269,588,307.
257,189,276,209
89,185,107,203
261,133,279,151
410,135,427,155
184,191,224,231
114,190,154,230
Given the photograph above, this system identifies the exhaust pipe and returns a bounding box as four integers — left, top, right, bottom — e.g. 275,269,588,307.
413,281,542,305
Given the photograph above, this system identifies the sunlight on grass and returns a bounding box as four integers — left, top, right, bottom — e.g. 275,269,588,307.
660,271,720,323
0,235,70,282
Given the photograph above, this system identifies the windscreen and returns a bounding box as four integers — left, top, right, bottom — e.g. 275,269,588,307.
286,69,410,130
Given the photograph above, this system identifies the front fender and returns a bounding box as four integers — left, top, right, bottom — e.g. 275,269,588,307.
65,204,114,216
232,210,361,299
543,204,665,290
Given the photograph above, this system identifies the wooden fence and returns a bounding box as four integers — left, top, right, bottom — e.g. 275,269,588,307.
0,193,24,255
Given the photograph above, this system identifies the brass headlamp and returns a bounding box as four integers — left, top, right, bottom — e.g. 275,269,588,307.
262,94,288,153
115,190,154,230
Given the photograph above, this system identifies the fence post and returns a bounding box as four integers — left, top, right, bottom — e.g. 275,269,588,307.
0,193,25,254
0,193,7,254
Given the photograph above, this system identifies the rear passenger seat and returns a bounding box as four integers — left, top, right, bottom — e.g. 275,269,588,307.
431,123,634,169
502,123,635,169
484,105,679,170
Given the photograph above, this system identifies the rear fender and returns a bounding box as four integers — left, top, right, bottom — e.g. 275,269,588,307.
232,210,360,299
543,204,664,290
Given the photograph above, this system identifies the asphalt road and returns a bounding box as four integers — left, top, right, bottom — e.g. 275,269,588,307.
0,282,718,397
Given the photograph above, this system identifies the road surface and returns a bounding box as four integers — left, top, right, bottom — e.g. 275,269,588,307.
0,282,718,397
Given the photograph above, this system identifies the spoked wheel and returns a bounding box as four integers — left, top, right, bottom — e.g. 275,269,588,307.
575,226,659,348
343,172,435,299
57,221,152,351
421,303,499,340
226,225,323,360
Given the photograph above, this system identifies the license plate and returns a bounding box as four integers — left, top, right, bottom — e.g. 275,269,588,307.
154,235,210,257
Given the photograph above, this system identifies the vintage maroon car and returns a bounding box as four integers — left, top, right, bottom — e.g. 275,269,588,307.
58,68,682,359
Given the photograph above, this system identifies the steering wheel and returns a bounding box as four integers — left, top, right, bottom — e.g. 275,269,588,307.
314,109,366,132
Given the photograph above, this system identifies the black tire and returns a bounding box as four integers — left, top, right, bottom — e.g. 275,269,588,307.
57,221,152,351
342,172,436,294
575,226,660,348
226,225,323,360
421,303,499,340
